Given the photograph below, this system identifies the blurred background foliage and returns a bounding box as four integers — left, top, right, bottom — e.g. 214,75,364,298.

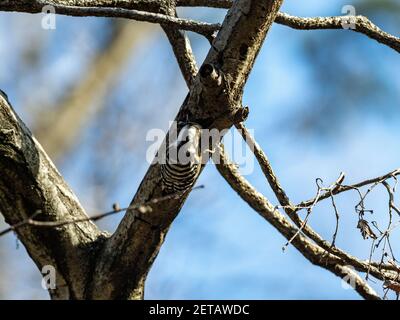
0,0,399,299
290,0,400,138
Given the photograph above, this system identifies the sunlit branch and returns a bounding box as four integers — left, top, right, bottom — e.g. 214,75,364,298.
180,1,400,54
234,122,400,279
275,13,400,54
297,169,400,209
215,144,381,300
1,1,220,38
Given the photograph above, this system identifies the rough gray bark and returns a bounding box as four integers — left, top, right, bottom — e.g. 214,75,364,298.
0,91,104,300
0,0,283,300
4,0,397,300
89,0,284,300
161,2,199,88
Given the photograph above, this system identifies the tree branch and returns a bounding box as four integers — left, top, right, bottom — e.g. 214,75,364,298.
163,26,199,87
3,1,398,54
297,168,400,209
0,186,204,237
235,122,292,209
160,3,199,88
0,1,219,38
275,13,400,54
2,0,396,300
0,92,103,299
215,144,381,300
234,122,399,279
180,1,400,54
87,0,284,300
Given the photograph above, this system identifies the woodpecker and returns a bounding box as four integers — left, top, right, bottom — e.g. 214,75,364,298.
161,123,203,194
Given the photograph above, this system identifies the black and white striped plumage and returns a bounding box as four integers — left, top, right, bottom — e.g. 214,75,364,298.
161,124,202,194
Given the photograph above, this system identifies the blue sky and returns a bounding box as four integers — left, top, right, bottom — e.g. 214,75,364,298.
0,0,399,299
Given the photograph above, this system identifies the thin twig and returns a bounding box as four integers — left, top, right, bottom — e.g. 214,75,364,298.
37,1,220,38
0,185,205,237
329,190,340,248
235,122,292,209
161,5,199,88
234,122,398,277
3,1,399,53
383,181,400,217
297,169,400,209
180,1,400,54
215,144,381,300
275,13,400,54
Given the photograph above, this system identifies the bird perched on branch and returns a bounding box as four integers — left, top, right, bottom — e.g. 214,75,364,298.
161,123,203,194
